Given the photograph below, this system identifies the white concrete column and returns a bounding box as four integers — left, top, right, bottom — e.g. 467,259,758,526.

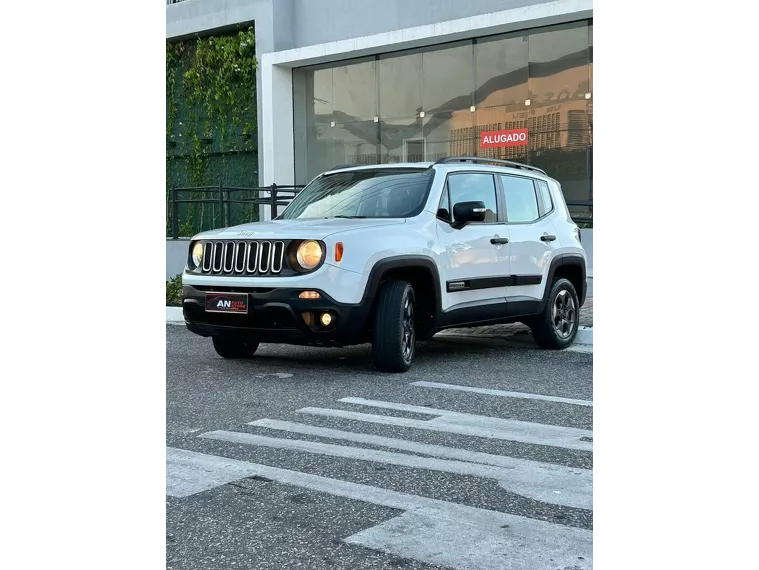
259,56,295,221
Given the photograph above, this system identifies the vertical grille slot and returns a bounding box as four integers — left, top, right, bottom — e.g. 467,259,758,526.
246,241,259,273
233,242,247,273
222,242,235,273
258,241,272,273
202,243,213,272
271,241,285,273
212,242,224,273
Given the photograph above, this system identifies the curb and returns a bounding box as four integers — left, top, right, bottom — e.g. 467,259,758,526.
436,325,593,347
166,306,184,323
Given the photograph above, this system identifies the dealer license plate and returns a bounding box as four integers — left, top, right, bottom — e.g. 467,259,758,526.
204,292,249,314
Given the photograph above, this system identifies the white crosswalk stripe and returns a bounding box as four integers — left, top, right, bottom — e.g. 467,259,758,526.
167,385,593,569
411,381,593,406
201,428,592,509
299,399,593,451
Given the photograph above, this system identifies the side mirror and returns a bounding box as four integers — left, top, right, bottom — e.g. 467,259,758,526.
451,201,487,229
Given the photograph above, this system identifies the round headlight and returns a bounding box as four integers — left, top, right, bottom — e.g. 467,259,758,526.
296,240,323,270
191,242,204,267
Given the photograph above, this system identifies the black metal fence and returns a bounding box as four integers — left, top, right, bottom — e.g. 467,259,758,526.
169,184,304,239
168,182,591,238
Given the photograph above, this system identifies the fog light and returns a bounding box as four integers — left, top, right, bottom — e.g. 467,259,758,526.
299,291,320,299
320,313,332,326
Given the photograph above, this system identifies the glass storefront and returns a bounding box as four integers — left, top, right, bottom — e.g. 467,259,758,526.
292,20,593,223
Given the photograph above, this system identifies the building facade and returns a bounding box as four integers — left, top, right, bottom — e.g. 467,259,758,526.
166,0,594,277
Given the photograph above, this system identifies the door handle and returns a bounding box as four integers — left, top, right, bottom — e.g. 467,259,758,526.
540,234,557,242
490,237,509,245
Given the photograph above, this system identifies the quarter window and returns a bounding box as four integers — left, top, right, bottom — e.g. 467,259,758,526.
437,186,451,220
536,180,554,214
500,175,540,223
446,173,498,223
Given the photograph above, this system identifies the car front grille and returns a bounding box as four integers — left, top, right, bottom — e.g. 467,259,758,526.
199,240,287,276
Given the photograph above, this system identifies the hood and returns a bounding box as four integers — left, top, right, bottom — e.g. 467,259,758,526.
194,218,406,240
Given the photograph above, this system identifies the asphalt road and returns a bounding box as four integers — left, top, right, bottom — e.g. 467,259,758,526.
166,325,593,570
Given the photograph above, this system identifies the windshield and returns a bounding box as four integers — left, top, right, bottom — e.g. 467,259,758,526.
280,168,435,220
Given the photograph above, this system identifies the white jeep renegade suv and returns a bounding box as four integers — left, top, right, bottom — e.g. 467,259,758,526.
181,157,588,372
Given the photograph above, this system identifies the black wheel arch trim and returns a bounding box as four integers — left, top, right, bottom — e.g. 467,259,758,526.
360,253,585,332
540,253,587,311
362,255,443,326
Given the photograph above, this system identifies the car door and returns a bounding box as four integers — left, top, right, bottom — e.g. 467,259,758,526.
498,174,560,301
436,172,511,312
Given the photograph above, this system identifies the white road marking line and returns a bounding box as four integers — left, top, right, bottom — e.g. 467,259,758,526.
200,430,590,509
410,381,593,407
255,372,293,378
167,446,265,498
246,419,592,509
298,407,592,452
346,507,592,570
301,399,592,452
166,447,592,569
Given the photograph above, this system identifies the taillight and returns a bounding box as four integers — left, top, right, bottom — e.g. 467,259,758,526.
574,226,581,243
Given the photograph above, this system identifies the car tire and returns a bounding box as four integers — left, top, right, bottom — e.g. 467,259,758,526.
212,336,260,359
371,280,416,372
530,278,580,350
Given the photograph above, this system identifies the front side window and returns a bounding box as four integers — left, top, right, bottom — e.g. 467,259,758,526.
280,168,434,220
446,173,498,223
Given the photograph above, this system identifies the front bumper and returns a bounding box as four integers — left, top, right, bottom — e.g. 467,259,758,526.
182,285,372,347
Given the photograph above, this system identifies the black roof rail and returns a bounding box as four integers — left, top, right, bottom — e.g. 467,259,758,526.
433,156,546,175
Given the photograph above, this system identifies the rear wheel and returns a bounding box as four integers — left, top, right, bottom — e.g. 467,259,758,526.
212,336,260,359
530,278,580,349
371,280,416,372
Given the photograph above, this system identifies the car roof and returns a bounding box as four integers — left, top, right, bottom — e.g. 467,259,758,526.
322,162,433,174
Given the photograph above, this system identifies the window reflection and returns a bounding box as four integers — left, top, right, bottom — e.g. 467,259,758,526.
526,22,590,215
425,111,474,162
422,42,474,112
471,105,529,162
475,33,528,108
292,19,592,225
380,117,423,163
379,53,422,119
332,60,377,122
528,22,589,106
309,68,333,123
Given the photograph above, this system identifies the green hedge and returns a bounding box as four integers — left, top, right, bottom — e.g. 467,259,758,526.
166,275,182,307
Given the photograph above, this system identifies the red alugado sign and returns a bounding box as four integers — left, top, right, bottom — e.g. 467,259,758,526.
480,128,529,148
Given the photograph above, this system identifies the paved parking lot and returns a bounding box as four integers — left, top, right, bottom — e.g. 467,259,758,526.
167,325,593,570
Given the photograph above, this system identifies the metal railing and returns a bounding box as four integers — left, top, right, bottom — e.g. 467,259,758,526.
169,184,304,239
166,0,189,5
566,202,592,225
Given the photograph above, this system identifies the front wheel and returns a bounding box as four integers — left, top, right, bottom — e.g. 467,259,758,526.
371,280,416,372
212,336,260,359
530,278,580,349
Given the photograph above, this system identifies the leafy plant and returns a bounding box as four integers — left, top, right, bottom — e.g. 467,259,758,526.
166,28,258,236
166,274,183,307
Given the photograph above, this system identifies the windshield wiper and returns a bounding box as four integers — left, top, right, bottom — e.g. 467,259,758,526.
332,215,367,219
